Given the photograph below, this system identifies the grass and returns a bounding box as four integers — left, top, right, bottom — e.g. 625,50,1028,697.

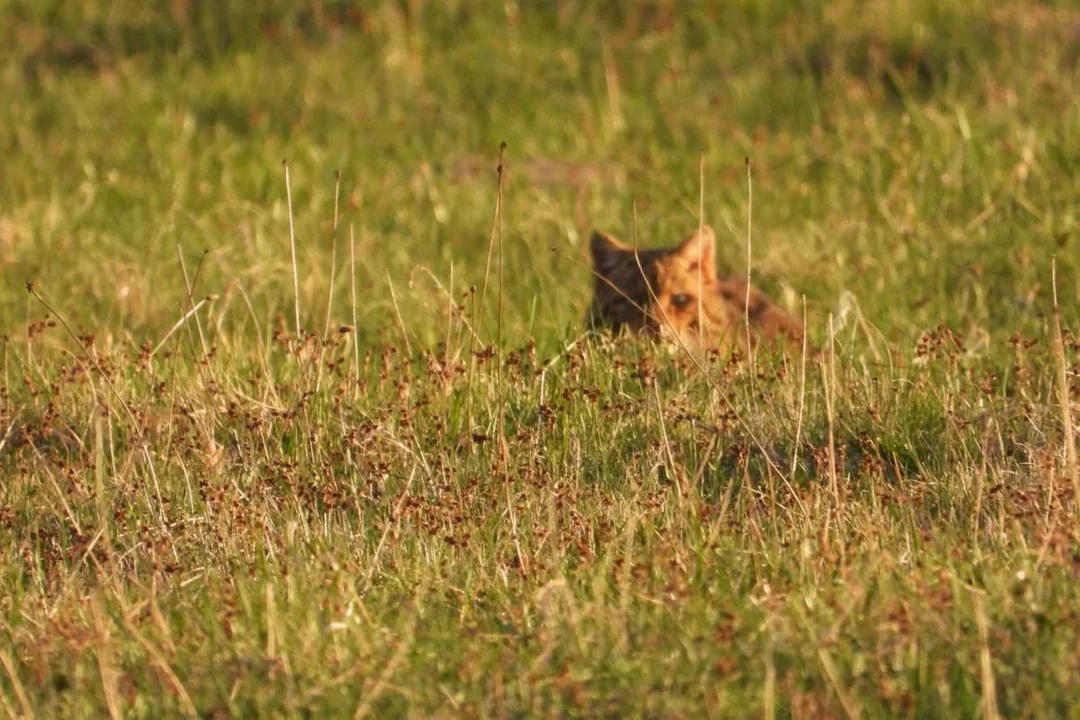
2,0,1080,716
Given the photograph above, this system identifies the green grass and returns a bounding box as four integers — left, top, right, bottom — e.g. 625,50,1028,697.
2,0,1080,716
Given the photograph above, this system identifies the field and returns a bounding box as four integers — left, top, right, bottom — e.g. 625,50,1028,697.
2,1,1080,716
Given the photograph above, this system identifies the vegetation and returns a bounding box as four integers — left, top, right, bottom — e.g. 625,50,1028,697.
2,0,1079,716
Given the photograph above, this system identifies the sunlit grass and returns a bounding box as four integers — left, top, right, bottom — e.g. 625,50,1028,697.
2,0,1080,716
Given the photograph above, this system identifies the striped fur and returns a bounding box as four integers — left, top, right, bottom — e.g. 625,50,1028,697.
587,226,804,354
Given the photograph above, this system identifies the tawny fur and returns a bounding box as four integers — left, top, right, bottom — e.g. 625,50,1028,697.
587,225,804,354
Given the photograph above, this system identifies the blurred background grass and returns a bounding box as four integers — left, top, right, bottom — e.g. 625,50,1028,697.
2,0,1077,357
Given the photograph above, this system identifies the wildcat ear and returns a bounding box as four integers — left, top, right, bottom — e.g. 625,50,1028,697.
674,225,716,273
590,230,630,274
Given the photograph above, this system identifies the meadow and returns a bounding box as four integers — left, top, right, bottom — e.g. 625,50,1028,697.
2,1,1080,716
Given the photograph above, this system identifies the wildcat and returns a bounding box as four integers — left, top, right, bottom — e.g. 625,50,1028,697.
587,225,805,354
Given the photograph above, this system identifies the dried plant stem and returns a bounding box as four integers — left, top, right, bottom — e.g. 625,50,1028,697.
324,170,342,338
974,591,1001,720
818,645,861,720
176,246,209,359
601,34,624,133
119,601,198,716
316,171,343,394
745,157,755,377
445,262,455,365
697,155,705,346
353,579,429,720
477,142,508,335
492,143,526,575
283,160,301,337
824,313,840,507
467,142,508,432
1050,258,1079,517
464,285,478,431
89,593,123,720
791,296,808,486
349,223,360,401
0,648,32,718
495,142,507,452
763,625,776,720
653,380,683,512
150,297,208,359
386,273,413,357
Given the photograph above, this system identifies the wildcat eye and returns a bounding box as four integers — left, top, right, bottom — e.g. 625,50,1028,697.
670,294,693,309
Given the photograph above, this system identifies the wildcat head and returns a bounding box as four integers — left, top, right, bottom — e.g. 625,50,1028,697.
587,225,743,351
